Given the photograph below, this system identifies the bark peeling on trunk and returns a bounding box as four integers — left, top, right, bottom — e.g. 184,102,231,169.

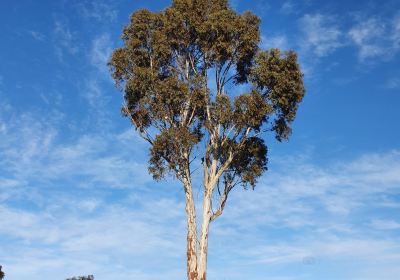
184,179,198,280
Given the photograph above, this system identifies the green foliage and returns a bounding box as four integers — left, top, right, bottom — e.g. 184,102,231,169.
251,49,305,141
149,126,201,180
109,0,305,189
232,137,268,188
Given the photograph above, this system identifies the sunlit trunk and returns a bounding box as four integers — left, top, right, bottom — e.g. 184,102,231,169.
197,189,212,280
184,182,198,280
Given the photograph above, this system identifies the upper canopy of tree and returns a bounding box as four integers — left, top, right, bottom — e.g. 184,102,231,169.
109,0,305,189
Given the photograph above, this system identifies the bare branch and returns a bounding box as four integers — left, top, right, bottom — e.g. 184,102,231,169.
221,124,236,145
189,53,198,75
210,181,233,222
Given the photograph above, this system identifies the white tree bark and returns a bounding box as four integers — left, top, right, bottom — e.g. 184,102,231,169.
197,188,212,280
183,179,198,280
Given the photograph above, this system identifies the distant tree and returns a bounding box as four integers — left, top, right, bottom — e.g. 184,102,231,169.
65,275,94,280
109,0,305,279
0,265,4,280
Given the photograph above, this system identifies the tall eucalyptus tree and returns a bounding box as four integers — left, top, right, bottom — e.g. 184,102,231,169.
109,1,305,279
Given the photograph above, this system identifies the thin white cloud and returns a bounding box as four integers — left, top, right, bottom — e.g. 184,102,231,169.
53,20,79,61
77,1,118,22
392,14,400,48
0,76,3,95
84,78,104,108
209,150,400,267
370,219,400,230
385,77,400,89
90,34,113,74
81,33,115,126
82,77,111,128
348,14,400,62
29,30,46,41
0,106,151,193
298,12,400,64
261,35,289,50
280,1,295,15
299,14,343,57
348,18,387,61
244,237,400,266
0,200,185,280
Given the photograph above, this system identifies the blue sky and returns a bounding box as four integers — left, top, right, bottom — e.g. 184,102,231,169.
0,0,400,279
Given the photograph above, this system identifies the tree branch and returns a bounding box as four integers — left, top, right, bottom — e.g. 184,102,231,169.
210,180,233,222
123,104,154,145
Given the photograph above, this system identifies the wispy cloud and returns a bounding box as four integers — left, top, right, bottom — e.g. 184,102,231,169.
84,78,105,108
348,14,400,62
0,105,151,193
90,33,113,74
299,14,343,57
392,14,400,48
0,199,185,280
385,77,400,89
261,35,289,50
0,75,3,94
206,150,400,278
370,219,400,230
29,30,46,41
348,18,387,61
280,1,295,15
242,237,400,267
83,33,115,126
77,1,118,22
53,20,79,61
298,12,400,65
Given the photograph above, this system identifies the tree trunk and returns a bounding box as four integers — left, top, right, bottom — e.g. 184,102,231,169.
197,189,212,280
184,181,198,280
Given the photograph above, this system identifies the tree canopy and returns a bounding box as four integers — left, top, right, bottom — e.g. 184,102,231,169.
109,0,304,189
